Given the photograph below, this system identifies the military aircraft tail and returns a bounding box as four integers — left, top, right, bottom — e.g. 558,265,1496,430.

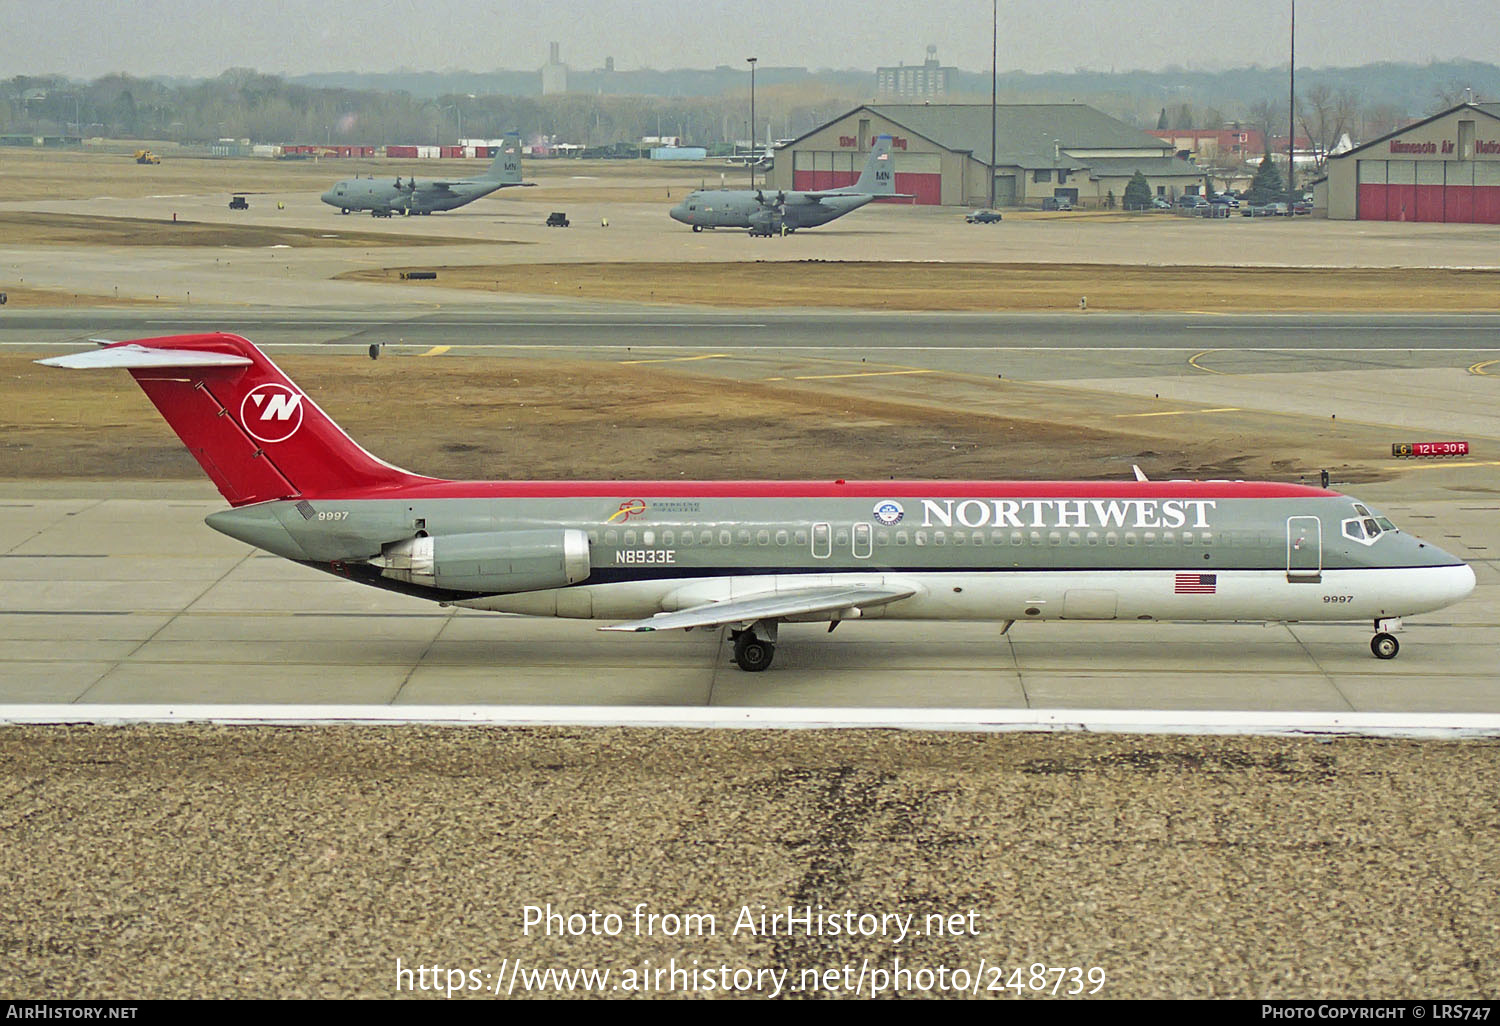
37,334,434,506
479,132,523,184
850,135,897,195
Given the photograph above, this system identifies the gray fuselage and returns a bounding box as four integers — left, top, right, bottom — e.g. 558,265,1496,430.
203,486,1473,626
669,190,875,232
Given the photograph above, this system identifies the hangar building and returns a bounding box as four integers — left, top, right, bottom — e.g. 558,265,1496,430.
1325,102,1500,223
766,104,1205,207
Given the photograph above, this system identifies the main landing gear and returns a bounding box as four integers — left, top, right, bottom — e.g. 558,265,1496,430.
1371,617,1403,660
730,621,778,672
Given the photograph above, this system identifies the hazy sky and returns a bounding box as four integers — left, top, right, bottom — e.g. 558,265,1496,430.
4,0,1497,79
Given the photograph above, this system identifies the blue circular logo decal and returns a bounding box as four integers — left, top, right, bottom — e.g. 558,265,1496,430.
873,501,904,526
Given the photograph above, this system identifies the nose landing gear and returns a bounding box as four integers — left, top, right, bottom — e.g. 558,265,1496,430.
1371,617,1403,660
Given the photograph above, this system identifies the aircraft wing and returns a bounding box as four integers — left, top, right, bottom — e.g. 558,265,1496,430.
599,584,916,633
798,190,917,202
429,180,535,190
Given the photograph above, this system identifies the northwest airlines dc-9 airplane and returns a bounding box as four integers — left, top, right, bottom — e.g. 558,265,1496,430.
41,334,1474,672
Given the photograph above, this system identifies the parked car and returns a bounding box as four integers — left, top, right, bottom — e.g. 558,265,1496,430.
1042,197,1073,211
1151,196,1171,209
1242,203,1273,217
1268,202,1290,216
1177,194,1207,209
1291,201,1312,215
966,209,1003,223
545,211,570,228
1209,193,1239,208
228,195,249,210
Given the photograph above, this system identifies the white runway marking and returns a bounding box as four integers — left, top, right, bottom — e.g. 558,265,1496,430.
4,704,1498,739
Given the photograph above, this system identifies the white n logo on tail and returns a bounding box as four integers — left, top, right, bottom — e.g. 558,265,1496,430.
241,383,304,443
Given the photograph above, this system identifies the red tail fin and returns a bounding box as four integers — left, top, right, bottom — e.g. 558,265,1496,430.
39,333,434,506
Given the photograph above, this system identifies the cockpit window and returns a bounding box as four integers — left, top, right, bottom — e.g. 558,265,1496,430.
1343,520,1366,541
1363,518,1381,537
1353,504,1371,516
1376,517,1396,532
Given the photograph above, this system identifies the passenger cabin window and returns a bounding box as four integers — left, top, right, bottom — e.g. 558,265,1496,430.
853,523,872,559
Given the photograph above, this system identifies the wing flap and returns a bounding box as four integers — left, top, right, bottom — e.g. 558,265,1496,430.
600,584,916,633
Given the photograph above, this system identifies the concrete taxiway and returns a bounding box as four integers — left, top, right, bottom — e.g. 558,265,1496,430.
3,307,1497,717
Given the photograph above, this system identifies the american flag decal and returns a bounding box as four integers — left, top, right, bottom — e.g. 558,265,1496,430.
1175,573,1217,594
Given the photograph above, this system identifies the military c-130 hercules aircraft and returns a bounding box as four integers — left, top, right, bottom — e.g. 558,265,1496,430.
670,135,907,236
38,334,1476,672
321,133,531,216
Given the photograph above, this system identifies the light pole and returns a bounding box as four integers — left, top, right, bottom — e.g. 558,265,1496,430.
1287,0,1296,202
988,0,997,209
443,104,463,145
747,56,758,189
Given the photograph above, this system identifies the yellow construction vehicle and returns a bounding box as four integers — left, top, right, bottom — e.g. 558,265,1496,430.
133,150,161,165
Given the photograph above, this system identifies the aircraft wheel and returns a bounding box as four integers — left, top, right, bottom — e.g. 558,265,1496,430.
733,632,775,672
692,225,702,232
1371,633,1399,660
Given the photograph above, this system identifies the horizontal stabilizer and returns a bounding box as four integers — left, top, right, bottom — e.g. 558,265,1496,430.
36,344,254,370
600,584,916,633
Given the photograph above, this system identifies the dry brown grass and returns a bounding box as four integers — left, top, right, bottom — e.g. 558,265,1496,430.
340,260,1500,312
5,352,1391,486
0,211,459,248
0,146,716,202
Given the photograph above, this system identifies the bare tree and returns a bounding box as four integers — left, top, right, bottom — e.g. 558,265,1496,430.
1296,83,1358,170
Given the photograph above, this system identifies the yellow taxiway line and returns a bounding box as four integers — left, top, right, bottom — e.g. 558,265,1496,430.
618,353,729,365
1115,407,1242,418
781,369,937,382
1188,350,1228,375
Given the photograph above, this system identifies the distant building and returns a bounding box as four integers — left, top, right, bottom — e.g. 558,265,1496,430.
1146,128,1265,164
876,46,954,100
769,103,1205,208
541,42,568,95
1326,101,1500,223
